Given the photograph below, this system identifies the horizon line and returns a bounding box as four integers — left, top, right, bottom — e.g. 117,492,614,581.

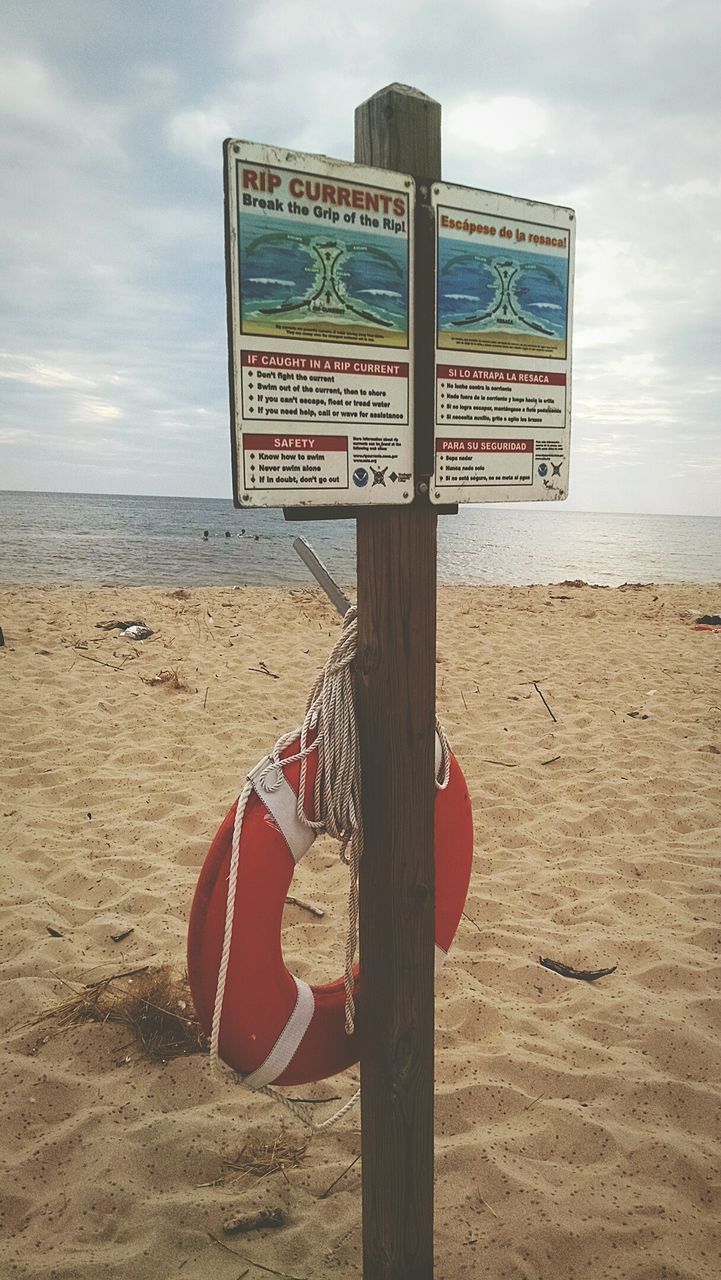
0,487,717,521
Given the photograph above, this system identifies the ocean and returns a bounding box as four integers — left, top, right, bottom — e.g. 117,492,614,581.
0,491,719,589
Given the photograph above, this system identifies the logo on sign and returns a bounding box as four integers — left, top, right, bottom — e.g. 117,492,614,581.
353,467,369,488
538,463,548,477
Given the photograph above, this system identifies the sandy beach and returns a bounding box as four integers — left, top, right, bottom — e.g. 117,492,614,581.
1,580,720,1280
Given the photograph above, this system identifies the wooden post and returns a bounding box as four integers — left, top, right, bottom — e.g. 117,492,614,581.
355,85,441,1280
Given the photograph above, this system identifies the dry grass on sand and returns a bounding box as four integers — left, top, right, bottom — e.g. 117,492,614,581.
32,964,205,1061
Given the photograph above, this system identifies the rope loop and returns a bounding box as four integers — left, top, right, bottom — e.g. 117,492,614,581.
435,719,452,790
257,761,284,793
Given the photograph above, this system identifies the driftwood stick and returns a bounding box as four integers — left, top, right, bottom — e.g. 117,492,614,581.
285,896,325,918
319,1152,361,1199
288,1094,341,1104
75,652,126,671
223,1207,286,1236
477,1193,498,1218
532,681,557,722
208,1232,306,1279
481,759,518,768
523,1093,545,1112
539,956,617,982
81,965,150,990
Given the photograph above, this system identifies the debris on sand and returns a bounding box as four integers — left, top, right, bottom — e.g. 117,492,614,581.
96,619,148,631
122,624,153,640
539,956,617,982
34,965,205,1060
223,1207,286,1235
140,668,195,692
224,1129,309,1183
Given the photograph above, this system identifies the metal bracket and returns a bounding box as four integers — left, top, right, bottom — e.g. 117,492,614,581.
292,535,352,617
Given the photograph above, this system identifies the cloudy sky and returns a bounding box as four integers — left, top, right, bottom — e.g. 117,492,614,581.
1,0,719,515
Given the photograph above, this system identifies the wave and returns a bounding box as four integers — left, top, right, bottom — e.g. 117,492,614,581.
445,293,478,302
248,277,296,287
357,289,401,298
528,302,561,310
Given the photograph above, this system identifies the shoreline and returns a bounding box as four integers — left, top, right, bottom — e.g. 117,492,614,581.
8,577,721,589
2,581,720,1278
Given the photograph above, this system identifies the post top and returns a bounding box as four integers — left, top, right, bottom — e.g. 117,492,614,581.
358,83,441,110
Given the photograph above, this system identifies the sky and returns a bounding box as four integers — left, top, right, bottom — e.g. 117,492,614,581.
1,0,720,516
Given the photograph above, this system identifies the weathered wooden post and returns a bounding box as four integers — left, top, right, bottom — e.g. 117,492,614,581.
355,85,441,1280
220,87,574,1280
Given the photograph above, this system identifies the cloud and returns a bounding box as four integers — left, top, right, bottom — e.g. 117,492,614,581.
0,353,97,390
0,0,719,514
72,399,123,423
168,109,236,168
445,95,553,155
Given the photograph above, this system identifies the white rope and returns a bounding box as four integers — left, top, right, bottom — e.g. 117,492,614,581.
312,1085,362,1131
435,719,452,790
257,606,363,1035
209,603,453,1133
210,775,253,1066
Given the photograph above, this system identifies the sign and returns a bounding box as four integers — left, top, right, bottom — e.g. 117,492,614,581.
430,184,575,504
224,141,415,507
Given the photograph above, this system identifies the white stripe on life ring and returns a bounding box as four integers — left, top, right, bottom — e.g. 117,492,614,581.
251,735,443,866
244,948,447,1090
249,756,316,864
242,974,315,1089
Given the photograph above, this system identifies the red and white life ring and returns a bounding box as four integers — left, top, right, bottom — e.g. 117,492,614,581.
187,731,473,1087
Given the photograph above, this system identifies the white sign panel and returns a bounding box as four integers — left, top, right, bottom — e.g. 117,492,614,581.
224,141,415,507
430,184,575,504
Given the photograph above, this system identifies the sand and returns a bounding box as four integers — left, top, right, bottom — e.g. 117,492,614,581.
1,580,720,1280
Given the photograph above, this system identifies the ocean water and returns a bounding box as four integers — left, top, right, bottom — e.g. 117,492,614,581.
0,491,719,589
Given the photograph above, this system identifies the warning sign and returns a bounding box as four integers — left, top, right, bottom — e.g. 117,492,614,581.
430,185,575,504
240,352,409,426
436,438,534,487
243,434,349,492
224,140,415,507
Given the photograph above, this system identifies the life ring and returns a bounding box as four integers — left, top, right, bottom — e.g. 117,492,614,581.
187,730,473,1087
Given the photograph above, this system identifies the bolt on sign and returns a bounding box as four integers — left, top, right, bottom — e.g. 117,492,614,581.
224,141,415,507
430,184,575,504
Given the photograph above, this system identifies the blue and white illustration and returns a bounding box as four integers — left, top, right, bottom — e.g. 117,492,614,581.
239,214,409,348
438,228,570,358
